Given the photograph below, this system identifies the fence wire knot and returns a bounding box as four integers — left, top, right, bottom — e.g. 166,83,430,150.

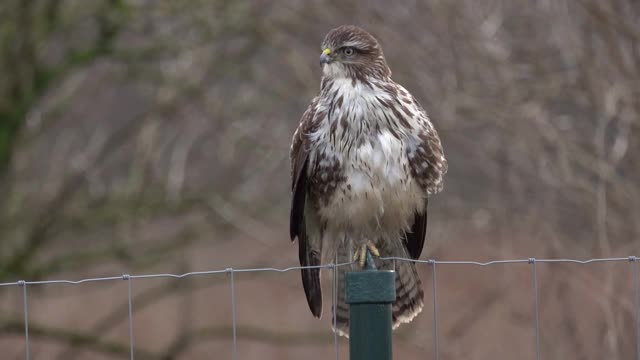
528,258,536,264
121,274,131,280
629,256,637,262
17,280,26,286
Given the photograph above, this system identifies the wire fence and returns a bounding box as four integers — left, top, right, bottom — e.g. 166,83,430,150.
1,256,639,360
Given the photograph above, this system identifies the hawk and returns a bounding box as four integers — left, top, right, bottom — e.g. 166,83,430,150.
289,25,447,336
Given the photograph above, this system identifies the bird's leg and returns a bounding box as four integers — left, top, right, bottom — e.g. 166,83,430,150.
353,243,368,266
366,240,380,258
352,240,380,268
353,245,367,267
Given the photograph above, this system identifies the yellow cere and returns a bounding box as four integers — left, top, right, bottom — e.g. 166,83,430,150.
322,48,331,55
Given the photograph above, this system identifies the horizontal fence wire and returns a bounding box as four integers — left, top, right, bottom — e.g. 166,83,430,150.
1,256,638,360
1,257,637,287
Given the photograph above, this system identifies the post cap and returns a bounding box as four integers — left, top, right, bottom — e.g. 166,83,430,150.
345,270,396,304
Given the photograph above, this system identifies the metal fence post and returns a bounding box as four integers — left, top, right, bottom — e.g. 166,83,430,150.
346,254,395,360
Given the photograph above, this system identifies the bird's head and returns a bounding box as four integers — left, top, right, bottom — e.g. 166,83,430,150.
319,25,391,81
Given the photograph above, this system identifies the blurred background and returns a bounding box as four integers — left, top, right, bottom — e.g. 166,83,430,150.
1,0,639,359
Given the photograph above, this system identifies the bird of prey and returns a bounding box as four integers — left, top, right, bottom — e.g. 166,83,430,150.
289,25,447,336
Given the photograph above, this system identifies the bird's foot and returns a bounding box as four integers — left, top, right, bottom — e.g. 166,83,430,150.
353,241,380,268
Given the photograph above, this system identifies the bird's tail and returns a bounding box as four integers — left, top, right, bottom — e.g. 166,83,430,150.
332,240,424,337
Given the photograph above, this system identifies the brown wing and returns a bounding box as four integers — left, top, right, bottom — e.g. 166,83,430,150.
404,97,447,260
290,99,322,317
403,198,427,259
290,99,318,239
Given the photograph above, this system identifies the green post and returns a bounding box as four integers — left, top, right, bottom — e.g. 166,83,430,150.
345,253,396,360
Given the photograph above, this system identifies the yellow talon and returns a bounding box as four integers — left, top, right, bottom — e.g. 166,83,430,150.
367,241,380,257
353,241,380,268
359,246,367,267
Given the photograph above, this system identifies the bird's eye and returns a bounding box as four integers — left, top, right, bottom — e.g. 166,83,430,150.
343,47,355,56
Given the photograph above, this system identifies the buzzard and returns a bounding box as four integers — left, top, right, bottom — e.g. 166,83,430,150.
289,25,447,336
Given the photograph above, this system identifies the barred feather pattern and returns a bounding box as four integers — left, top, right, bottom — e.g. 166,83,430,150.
332,238,424,337
290,25,446,337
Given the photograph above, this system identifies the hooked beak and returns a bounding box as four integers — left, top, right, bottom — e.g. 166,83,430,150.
320,48,332,65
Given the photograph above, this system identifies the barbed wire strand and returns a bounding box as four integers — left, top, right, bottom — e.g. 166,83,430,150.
229,269,238,360
431,261,439,360
20,281,30,360
530,259,541,360
126,275,135,360
633,257,639,360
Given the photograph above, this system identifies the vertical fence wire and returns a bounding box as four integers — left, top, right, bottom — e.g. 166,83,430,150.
20,281,30,360
633,257,639,360
530,258,541,360
431,261,439,360
228,268,238,360
2,256,639,359
125,275,135,360
332,261,339,360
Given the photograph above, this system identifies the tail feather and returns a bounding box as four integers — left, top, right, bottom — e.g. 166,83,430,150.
332,242,350,337
389,258,424,328
332,242,424,337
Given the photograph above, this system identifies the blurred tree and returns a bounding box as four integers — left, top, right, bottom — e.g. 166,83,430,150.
0,0,125,172
0,0,638,359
